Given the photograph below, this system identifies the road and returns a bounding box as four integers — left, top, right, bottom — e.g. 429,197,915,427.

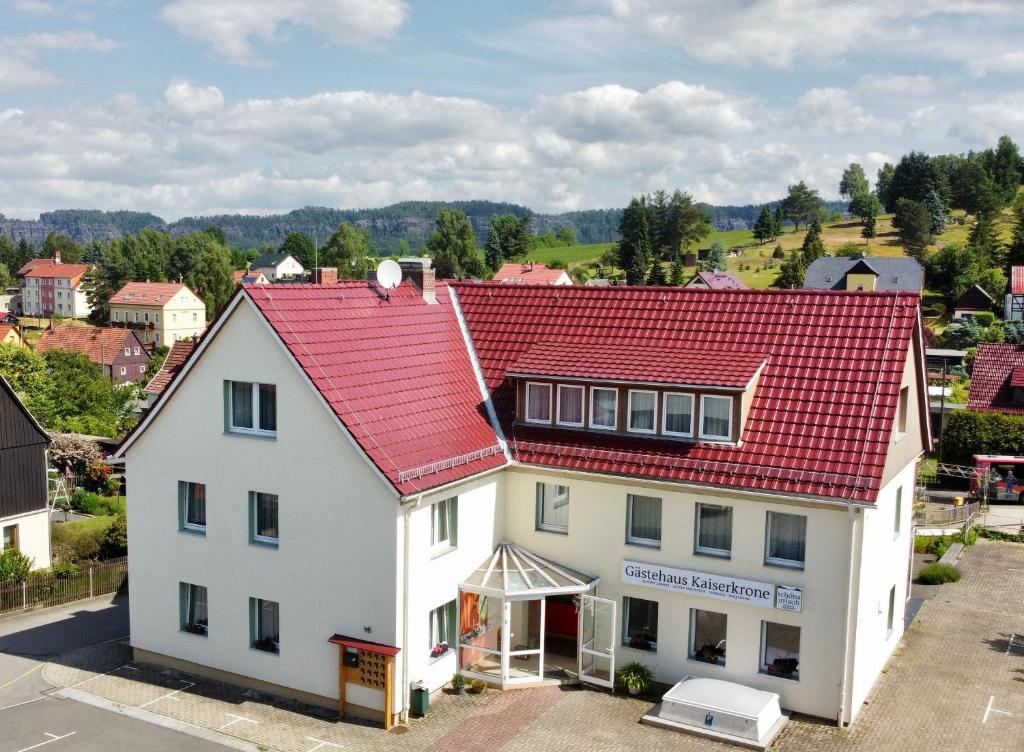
0,593,231,752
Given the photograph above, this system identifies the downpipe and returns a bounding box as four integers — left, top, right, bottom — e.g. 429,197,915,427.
399,494,422,724
837,504,859,726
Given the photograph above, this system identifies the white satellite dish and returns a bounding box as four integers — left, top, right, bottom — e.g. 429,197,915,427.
376,259,402,290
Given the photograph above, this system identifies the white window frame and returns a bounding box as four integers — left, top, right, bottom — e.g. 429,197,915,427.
227,381,277,437
119,366,126,376
759,621,800,681
428,600,456,660
694,502,733,558
622,595,659,652
626,389,657,434
124,347,130,356
662,392,695,437
625,494,662,548
134,346,140,355
699,394,734,441
430,497,457,554
688,608,727,666
556,384,585,427
180,481,206,533
536,482,569,533
181,582,208,636
525,382,552,424
764,511,807,570
589,386,618,430
894,487,902,537
896,386,909,437
250,491,279,545
886,586,896,636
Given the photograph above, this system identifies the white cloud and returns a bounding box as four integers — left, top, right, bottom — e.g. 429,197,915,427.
968,51,1024,77
948,98,1024,145
162,80,225,118
8,0,57,14
855,74,937,98
160,0,409,66
0,30,119,91
793,88,881,136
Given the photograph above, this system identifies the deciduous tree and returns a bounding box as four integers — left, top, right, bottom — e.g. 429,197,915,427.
279,232,315,269
425,209,483,279
782,181,821,230
839,163,869,201
321,223,374,280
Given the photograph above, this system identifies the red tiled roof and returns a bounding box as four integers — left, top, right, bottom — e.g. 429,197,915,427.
1012,368,1024,389
691,271,747,290
1013,267,1024,295
110,282,196,306
145,339,197,396
23,261,89,284
246,282,505,495
0,324,18,341
507,341,766,389
967,343,1024,414
493,263,570,285
18,258,54,276
454,284,922,502
36,324,139,366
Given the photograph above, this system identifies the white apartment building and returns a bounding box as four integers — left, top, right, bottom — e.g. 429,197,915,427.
117,272,928,730
18,256,91,318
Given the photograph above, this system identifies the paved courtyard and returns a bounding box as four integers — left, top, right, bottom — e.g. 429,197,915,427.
35,540,1024,752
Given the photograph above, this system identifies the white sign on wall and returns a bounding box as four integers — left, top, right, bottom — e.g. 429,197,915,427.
775,586,803,612
622,560,776,609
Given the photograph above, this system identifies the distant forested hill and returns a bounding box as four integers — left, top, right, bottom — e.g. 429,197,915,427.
0,199,846,255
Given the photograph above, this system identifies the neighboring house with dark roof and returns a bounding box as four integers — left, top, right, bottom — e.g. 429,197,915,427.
116,276,928,728
803,256,924,292
18,253,92,318
684,270,747,289
250,252,304,281
967,343,1024,415
952,284,994,320
144,338,197,405
109,282,206,347
0,375,51,570
1005,266,1024,321
492,261,572,285
37,324,150,384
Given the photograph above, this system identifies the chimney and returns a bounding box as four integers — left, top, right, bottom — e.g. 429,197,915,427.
312,267,338,284
398,257,436,304
53,250,61,264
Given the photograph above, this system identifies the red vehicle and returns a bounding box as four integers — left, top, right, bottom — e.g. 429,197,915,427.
971,455,1024,503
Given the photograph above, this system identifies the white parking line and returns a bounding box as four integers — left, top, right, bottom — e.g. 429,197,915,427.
982,695,1012,723
305,737,343,751
137,680,195,709
16,731,76,752
218,713,259,731
64,662,135,691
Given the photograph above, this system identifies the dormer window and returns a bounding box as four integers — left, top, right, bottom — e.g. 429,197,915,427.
556,385,584,427
663,393,694,437
590,387,618,430
627,390,657,434
700,395,733,441
526,382,552,424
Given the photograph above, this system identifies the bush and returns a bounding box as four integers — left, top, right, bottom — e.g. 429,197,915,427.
71,489,125,517
51,516,115,563
918,563,961,584
942,411,1024,466
0,548,33,583
99,514,127,559
49,433,101,476
772,245,784,259
977,527,1024,543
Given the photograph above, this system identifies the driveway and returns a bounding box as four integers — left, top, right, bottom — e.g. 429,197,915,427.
29,539,1024,752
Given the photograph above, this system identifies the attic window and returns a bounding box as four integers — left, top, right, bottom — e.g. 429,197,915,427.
825,275,832,283
892,275,899,283
125,293,134,300
526,382,552,424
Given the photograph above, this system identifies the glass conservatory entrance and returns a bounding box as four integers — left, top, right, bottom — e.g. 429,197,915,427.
458,543,611,688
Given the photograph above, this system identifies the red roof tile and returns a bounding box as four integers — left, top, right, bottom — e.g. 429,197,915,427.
1012,368,1024,389
492,263,570,285
110,282,198,306
507,341,766,388
0,324,18,341
967,343,1024,414
23,261,89,284
18,258,54,276
1013,267,1024,295
36,324,140,366
690,271,747,290
246,282,505,495
454,283,922,502
145,339,197,396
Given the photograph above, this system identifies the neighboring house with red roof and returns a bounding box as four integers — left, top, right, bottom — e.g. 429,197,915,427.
109,282,206,347
684,270,748,289
233,270,269,285
18,253,92,318
37,324,150,384
967,343,1024,415
144,338,197,405
0,323,24,347
116,262,928,728
492,261,572,285
1005,266,1024,321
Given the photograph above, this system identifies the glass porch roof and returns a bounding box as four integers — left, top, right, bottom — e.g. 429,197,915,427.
460,542,598,598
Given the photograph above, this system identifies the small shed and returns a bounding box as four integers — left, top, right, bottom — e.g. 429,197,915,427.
953,284,994,320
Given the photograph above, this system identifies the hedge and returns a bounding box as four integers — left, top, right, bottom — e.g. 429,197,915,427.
941,410,1024,467
918,563,961,584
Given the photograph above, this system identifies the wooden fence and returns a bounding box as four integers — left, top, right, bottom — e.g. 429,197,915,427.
0,556,127,616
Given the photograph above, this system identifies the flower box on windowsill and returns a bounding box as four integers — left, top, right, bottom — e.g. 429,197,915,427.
254,638,279,653
430,642,450,660
765,658,799,679
183,621,207,636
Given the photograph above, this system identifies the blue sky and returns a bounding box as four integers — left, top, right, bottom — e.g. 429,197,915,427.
1,0,1023,219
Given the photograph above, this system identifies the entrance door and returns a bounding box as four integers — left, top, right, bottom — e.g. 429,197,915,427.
578,594,615,688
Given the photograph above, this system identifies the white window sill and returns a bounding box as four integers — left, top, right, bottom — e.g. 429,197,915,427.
626,538,661,550
179,526,206,536
759,668,799,682
428,649,453,664
251,537,279,549
622,641,657,654
430,543,456,560
226,428,277,440
626,427,656,435
536,526,568,535
764,559,804,572
694,548,731,560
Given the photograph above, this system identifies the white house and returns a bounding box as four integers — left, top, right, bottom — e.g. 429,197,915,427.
18,255,92,319
116,270,929,730
249,253,305,281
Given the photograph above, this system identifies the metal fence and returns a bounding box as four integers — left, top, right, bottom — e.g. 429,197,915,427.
0,556,127,616
914,502,980,527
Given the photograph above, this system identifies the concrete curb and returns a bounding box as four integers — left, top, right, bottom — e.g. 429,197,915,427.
937,542,965,565
55,687,261,752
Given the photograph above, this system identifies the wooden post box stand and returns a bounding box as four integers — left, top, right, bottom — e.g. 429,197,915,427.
328,634,400,730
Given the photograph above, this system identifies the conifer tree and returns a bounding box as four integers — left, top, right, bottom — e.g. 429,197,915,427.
670,258,685,286
774,251,806,289
800,218,826,265
752,205,774,244
1007,194,1024,270
773,206,785,237
924,189,947,236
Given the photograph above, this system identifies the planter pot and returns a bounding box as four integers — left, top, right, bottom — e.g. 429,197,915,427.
627,686,641,696
455,686,466,695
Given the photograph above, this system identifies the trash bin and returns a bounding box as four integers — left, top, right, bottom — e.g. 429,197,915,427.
410,683,429,717
954,496,964,507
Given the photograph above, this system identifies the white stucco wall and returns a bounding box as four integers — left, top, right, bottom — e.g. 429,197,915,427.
125,298,399,703
1,509,51,570
502,467,853,720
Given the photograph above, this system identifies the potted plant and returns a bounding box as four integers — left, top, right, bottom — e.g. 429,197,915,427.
430,641,449,658
183,621,207,636
696,643,724,664
467,679,487,695
768,658,798,677
618,661,653,696
450,673,466,695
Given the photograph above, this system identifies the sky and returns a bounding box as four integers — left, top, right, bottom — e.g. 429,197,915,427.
0,0,1023,221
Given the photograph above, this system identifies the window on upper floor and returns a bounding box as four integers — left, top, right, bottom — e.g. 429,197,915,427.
134,347,140,355
124,347,130,356
249,491,279,546
700,395,733,441
155,313,160,323
626,494,662,547
227,381,277,436
765,511,806,569
627,390,657,433
172,313,177,323
894,487,903,536
250,597,279,653
896,386,909,436
178,481,206,533
589,387,618,430
525,382,552,424
695,503,733,558
113,310,120,321
663,393,694,437
536,482,569,533
886,586,896,636
431,497,458,553
556,384,585,427
193,312,198,322
180,582,208,636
